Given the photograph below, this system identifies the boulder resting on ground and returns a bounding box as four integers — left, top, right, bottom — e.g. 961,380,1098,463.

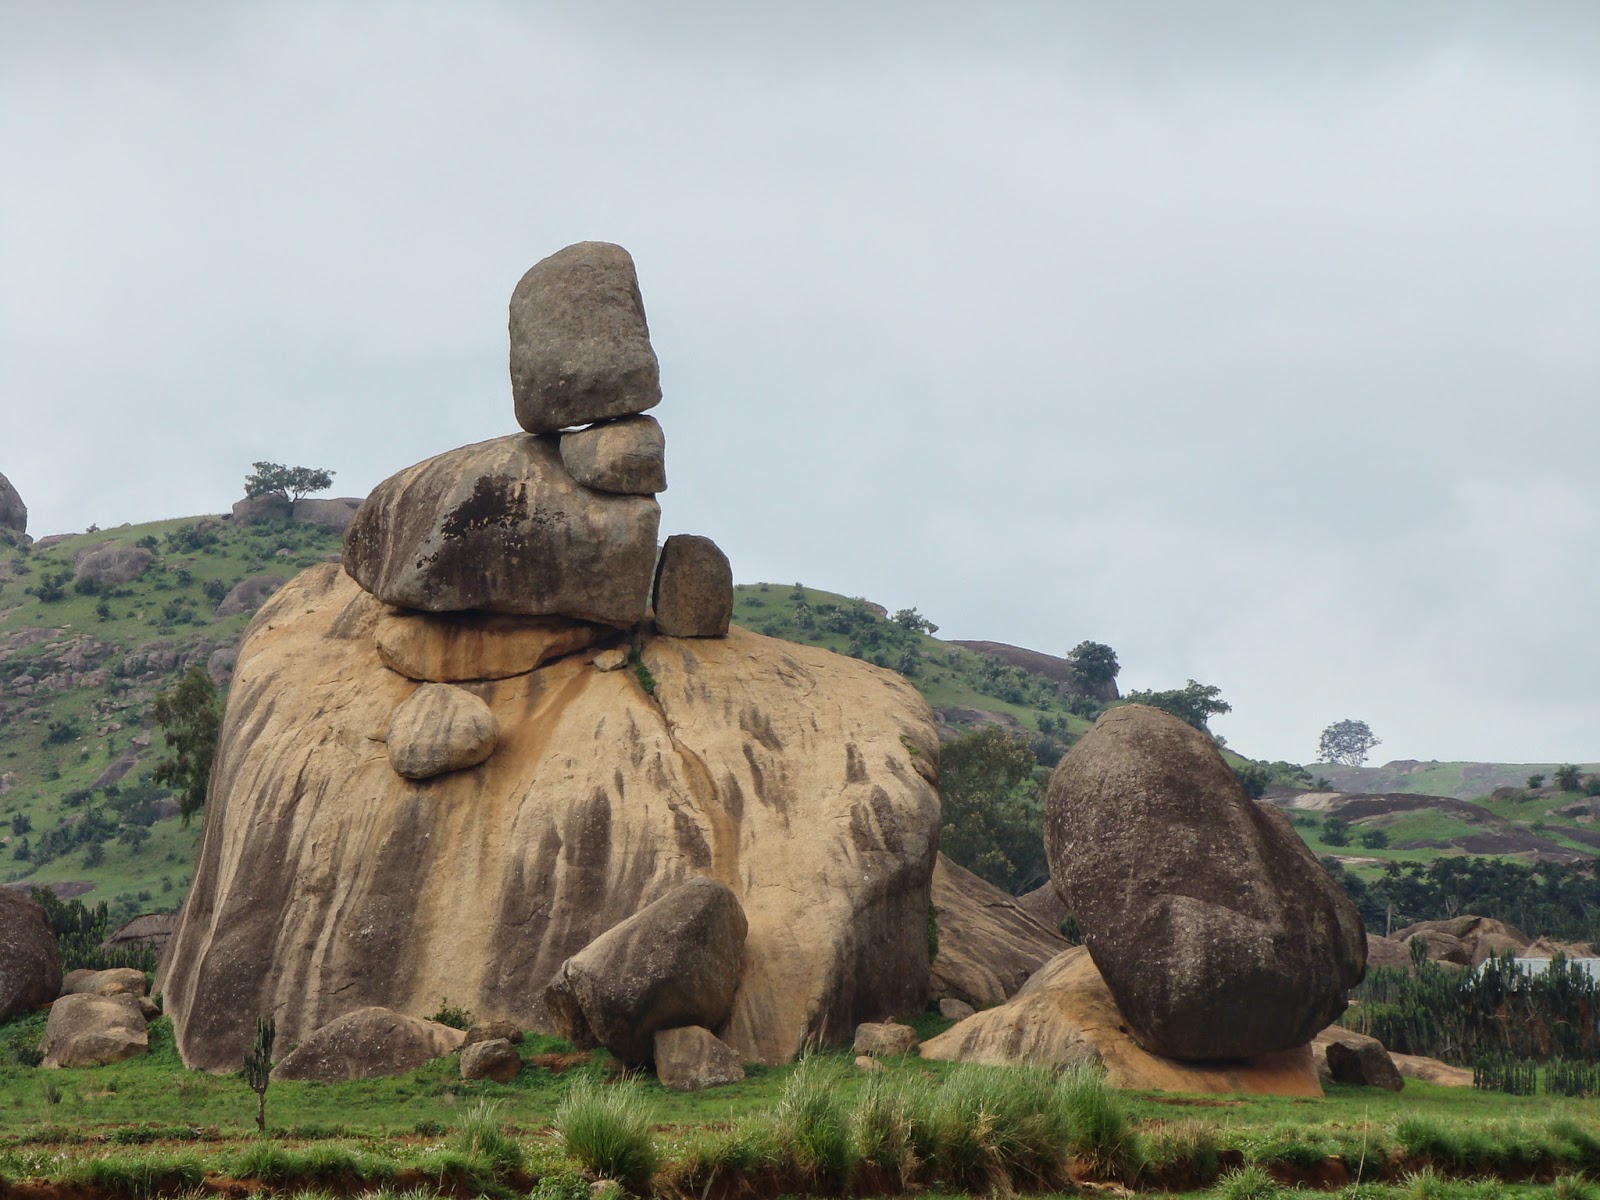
0,888,62,1021
1312,1025,1403,1091
653,1025,745,1091
216,575,286,618
271,1007,466,1082
40,993,148,1068
460,1038,521,1082
74,545,154,588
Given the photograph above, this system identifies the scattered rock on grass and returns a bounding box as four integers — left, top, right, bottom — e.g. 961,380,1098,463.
40,993,148,1068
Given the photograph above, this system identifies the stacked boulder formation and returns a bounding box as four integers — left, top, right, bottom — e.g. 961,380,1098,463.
925,704,1367,1095
158,243,941,1078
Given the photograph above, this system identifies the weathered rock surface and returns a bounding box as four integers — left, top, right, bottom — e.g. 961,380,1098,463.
854,1022,918,1057
545,877,747,1065
1402,931,1471,967
40,993,148,1068
460,1037,521,1082
375,609,598,682
293,497,364,532
1016,881,1069,932
158,565,940,1071
215,574,285,618
652,535,733,638
939,998,975,1021
271,1007,466,1082
654,1025,745,1091
464,1019,523,1046
1524,936,1598,959
386,684,499,779
102,912,178,961
1391,1051,1472,1087
1321,1031,1404,1091
343,435,660,625
0,472,25,534
510,242,662,434
0,888,61,1021
920,947,1322,1097
61,968,147,998
560,416,666,495
74,545,154,588
1044,706,1366,1060
1394,916,1530,967
930,854,1070,1008
1366,933,1413,972
232,494,293,524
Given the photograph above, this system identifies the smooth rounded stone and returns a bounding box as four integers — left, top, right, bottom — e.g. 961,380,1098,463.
0,888,62,1021
464,1019,524,1047
938,998,976,1022
460,1037,521,1082
855,1054,884,1073
375,609,597,683
653,1025,745,1091
60,968,147,998
273,1007,466,1082
343,434,660,626
292,497,364,532
231,493,292,524
544,877,748,1066
560,416,667,495
592,647,628,672
215,574,285,617
652,535,733,638
1315,1027,1403,1092
930,854,1070,1009
510,242,662,435
921,947,1322,1097
0,472,25,533
74,545,154,588
1044,705,1366,1061
854,1022,918,1057
40,993,148,1068
387,684,499,780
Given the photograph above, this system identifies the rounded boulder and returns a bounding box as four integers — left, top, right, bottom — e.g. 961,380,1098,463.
652,535,733,638
1044,705,1366,1061
0,888,62,1021
387,684,499,780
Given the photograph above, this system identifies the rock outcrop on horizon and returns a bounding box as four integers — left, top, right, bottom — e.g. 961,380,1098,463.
1044,705,1366,1061
0,472,25,537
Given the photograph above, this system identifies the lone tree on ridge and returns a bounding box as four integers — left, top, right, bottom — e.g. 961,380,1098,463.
244,462,335,503
1318,719,1381,767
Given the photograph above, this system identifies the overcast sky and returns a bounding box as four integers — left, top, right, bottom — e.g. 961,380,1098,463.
3,2,1598,766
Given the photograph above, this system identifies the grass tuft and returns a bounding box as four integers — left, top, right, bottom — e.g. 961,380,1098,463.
1216,1162,1285,1200
555,1077,657,1194
453,1098,524,1177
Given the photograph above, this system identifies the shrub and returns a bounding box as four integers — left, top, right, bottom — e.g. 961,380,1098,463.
555,1078,657,1193
429,999,472,1030
1216,1163,1283,1200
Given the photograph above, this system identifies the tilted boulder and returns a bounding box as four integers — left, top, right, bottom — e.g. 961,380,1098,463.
1044,705,1366,1061
854,1022,918,1057
374,609,598,683
0,888,62,1021
545,877,747,1065
343,435,660,625
652,535,733,638
510,241,662,435
920,947,1322,1097
157,565,940,1071
560,415,667,495
271,1007,466,1082
386,683,499,780
40,993,148,1068
0,472,25,534
930,854,1070,1008
654,1026,745,1091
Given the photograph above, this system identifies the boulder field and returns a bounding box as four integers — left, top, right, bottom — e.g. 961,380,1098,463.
157,565,940,1071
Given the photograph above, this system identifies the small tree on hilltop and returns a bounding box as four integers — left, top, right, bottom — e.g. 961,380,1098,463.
1123,680,1231,734
1065,641,1120,691
1555,764,1584,793
1318,719,1381,767
244,462,335,503
153,665,221,826
892,607,938,635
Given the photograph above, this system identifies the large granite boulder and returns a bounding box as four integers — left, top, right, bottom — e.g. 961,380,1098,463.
929,854,1070,1008
509,242,662,435
292,497,364,532
544,877,747,1065
921,947,1321,1097
1317,1027,1404,1092
654,1025,744,1091
158,565,940,1071
232,493,293,524
0,472,25,534
385,683,499,780
560,415,666,495
215,574,285,617
61,968,148,998
652,535,733,638
1044,705,1366,1061
374,609,598,683
460,1037,520,1082
40,993,148,1068
0,888,62,1021
342,435,660,625
271,1007,466,1082
74,545,154,588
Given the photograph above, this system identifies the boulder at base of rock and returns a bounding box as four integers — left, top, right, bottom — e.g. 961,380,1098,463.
375,609,598,683
545,877,747,1065
292,497,364,532
0,472,25,534
1326,1038,1404,1091
920,947,1322,1097
652,535,733,638
1044,706,1366,1061
464,1020,524,1047
343,435,660,625
560,416,667,495
930,854,1070,1008
939,998,975,1021
271,1007,466,1082
61,968,147,998
1390,1052,1473,1087
74,545,154,589
854,1022,918,1057
216,575,285,618
460,1038,521,1082
40,993,148,1068
510,242,662,435
157,566,940,1072
0,888,62,1021
232,494,293,524
387,684,499,779
654,1025,745,1091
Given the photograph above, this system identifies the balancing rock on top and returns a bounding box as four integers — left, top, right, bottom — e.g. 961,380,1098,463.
343,434,660,626
0,472,25,535
560,414,666,495
653,534,733,638
1044,705,1366,1061
510,242,662,435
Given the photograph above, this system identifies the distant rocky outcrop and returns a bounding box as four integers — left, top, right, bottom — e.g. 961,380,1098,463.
0,472,25,537
929,854,1070,1008
1044,706,1366,1061
0,888,61,1021
101,912,179,961
74,544,154,589
1393,915,1530,967
231,494,365,531
948,640,1119,703
215,574,285,617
